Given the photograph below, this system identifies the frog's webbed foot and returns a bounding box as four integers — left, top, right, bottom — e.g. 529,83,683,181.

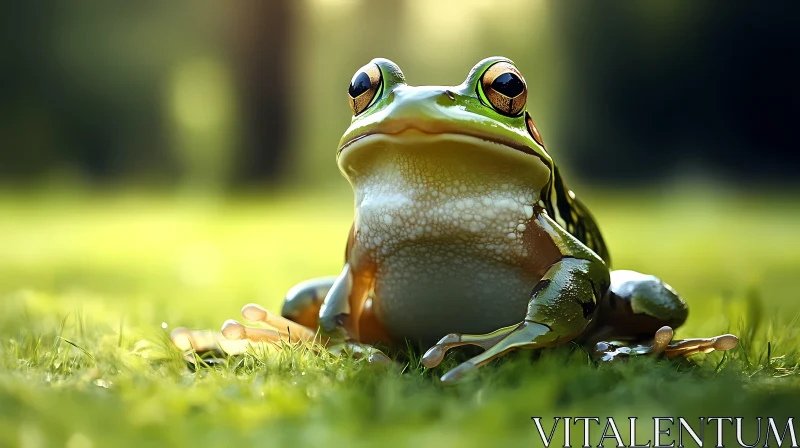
593,326,739,362
170,303,318,360
592,326,673,362
171,303,393,367
223,303,318,345
229,304,393,364
170,327,251,357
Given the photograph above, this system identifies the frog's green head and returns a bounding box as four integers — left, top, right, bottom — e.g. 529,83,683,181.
336,57,553,197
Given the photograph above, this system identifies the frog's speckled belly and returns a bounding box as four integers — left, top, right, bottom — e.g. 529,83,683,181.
373,244,538,347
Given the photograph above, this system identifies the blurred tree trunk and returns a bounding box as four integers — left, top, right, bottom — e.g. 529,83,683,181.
227,0,293,186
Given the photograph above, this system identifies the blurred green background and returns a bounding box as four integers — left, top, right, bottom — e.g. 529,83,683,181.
2,2,800,447
3,1,797,190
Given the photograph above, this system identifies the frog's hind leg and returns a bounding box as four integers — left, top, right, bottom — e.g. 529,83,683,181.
584,270,688,343
280,276,338,328
587,270,737,361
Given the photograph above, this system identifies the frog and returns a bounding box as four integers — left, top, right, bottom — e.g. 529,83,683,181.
171,57,738,383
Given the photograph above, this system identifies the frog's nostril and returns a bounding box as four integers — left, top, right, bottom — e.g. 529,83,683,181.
444,90,455,100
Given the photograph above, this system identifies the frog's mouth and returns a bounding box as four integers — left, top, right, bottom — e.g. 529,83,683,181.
337,128,542,160
336,130,551,189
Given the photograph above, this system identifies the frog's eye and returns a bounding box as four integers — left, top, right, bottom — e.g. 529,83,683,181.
348,63,383,116
479,62,527,117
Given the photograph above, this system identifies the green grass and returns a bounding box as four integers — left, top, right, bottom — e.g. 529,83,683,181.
1,188,799,447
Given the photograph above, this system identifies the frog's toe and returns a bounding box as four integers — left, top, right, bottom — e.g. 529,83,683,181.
170,327,253,357
170,327,209,352
221,319,284,343
440,360,478,384
239,303,317,342
650,325,674,355
663,332,738,359
421,325,519,369
217,303,318,346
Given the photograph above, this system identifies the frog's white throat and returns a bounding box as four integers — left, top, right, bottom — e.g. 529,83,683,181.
344,132,548,258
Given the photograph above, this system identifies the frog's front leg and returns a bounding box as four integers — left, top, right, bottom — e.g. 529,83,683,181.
423,256,609,383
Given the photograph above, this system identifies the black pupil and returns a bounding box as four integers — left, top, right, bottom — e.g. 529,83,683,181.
491,72,524,97
349,71,372,97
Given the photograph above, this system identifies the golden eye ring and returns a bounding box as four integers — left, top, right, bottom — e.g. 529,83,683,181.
348,63,382,116
479,62,527,116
